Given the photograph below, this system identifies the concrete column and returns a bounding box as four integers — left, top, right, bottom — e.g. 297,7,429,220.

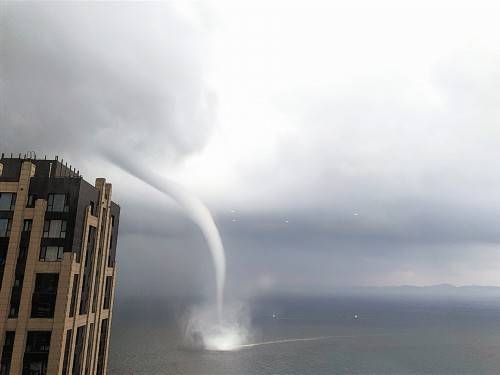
9,193,46,374
46,251,74,374
0,162,34,371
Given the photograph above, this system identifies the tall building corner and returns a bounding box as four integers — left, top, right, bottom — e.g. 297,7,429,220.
0,154,120,375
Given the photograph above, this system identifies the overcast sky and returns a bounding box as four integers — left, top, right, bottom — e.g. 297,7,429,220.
1,1,500,301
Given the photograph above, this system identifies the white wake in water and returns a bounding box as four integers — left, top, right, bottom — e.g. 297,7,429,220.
239,333,389,349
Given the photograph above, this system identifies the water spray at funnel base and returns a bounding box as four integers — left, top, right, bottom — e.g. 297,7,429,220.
106,153,248,350
185,303,250,351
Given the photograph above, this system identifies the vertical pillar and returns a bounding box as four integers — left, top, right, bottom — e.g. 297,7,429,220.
46,251,74,374
9,173,45,375
0,162,34,373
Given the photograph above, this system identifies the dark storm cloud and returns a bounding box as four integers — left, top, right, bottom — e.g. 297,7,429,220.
0,2,220,299
0,2,215,163
2,2,500,300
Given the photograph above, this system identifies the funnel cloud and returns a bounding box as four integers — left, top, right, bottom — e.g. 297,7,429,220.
105,151,226,318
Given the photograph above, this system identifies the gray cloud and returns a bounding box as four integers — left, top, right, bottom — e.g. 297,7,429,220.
2,3,500,301
0,2,215,164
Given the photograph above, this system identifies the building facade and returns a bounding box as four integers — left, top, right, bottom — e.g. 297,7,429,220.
0,155,120,375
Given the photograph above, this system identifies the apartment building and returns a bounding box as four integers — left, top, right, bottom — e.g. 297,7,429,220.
0,155,120,374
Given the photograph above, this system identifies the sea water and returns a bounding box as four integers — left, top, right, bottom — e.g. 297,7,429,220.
109,294,500,374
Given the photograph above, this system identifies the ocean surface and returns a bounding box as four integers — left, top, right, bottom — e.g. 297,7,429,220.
108,294,500,374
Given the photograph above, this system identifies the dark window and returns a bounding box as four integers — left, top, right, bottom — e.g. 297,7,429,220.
107,232,115,267
31,273,59,318
80,227,96,315
0,244,7,290
61,330,72,375
84,228,96,268
25,332,51,353
0,219,12,237
72,326,86,375
47,194,69,212
96,319,108,375
103,276,112,310
89,201,95,216
85,323,94,375
23,219,32,232
0,245,6,266
0,193,16,211
10,238,30,317
92,269,99,314
79,275,89,316
69,274,79,318
26,194,37,208
0,331,15,374
22,331,51,375
39,246,63,262
9,275,23,318
42,220,66,239
18,244,29,264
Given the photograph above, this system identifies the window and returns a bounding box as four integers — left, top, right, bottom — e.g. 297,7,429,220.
89,201,95,216
25,331,51,354
84,227,96,267
0,219,12,237
85,323,94,375
0,331,14,374
18,244,29,263
9,274,24,318
0,244,7,290
31,273,59,318
79,275,89,315
81,227,96,315
72,326,86,375
0,248,6,267
69,274,79,317
62,330,72,375
103,276,113,310
22,331,51,375
47,193,69,212
27,194,37,208
40,246,63,262
23,219,32,232
0,193,15,211
96,319,109,375
43,220,67,238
